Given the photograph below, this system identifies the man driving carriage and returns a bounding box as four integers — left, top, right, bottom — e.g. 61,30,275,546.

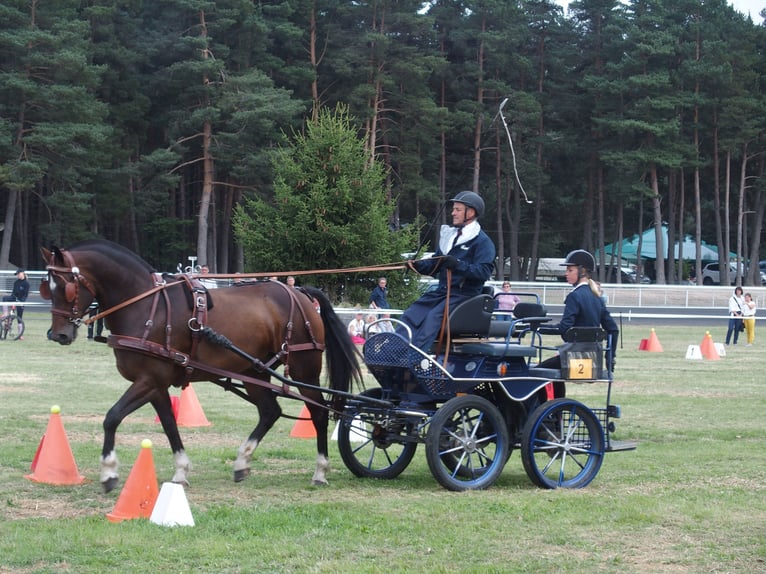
399,191,495,350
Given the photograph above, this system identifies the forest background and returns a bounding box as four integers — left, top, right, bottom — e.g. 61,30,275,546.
2,0,766,300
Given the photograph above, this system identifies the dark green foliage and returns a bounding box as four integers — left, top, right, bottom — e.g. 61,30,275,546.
0,0,764,285
234,105,418,303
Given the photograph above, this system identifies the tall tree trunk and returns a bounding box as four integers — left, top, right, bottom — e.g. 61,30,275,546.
693,31,702,285
650,166,666,284
723,150,731,285
471,14,486,193
666,169,677,284
747,154,765,280
197,10,214,267
735,143,748,285
0,190,18,268
309,0,320,120
677,168,685,282
597,166,606,279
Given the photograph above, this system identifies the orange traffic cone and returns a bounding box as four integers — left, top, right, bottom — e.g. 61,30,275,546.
645,328,663,352
106,439,159,522
25,405,86,485
701,332,720,360
289,405,317,438
176,385,211,427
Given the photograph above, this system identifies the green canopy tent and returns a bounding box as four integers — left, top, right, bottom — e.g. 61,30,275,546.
600,226,721,262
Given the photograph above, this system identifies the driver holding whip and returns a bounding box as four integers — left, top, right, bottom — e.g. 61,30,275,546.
398,191,495,351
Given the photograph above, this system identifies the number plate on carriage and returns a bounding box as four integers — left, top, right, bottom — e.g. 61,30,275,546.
568,358,593,379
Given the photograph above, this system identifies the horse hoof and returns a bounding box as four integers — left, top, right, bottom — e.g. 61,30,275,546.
233,468,250,482
311,479,329,487
102,477,119,493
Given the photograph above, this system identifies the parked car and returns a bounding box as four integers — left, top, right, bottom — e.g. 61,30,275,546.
701,262,745,285
598,266,636,284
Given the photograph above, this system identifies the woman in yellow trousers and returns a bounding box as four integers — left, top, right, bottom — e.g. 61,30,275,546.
742,292,756,346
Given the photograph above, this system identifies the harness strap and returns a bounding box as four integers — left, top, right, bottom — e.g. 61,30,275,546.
107,334,332,413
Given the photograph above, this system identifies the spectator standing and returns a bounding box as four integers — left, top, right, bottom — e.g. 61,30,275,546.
369,277,389,310
494,281,520,320
87,302,105,340
742,292,756,346
3,269,30,338
725,286,744,345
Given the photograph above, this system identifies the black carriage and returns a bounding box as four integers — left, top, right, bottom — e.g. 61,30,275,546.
337,292,636,491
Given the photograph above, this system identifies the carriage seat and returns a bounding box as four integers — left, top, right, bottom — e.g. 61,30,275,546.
487,301,549,338
562,326,605,343
447,293,494,338
457,341,537,358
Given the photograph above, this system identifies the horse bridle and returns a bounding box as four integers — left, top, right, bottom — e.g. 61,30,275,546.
41,249,175,327
40,250,98,325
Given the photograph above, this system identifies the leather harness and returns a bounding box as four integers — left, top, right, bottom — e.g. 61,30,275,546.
45,250,328,407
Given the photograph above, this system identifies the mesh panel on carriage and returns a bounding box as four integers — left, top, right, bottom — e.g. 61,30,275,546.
363,331,412,367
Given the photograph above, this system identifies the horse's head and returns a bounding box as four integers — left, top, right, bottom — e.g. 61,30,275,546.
39,246,97,345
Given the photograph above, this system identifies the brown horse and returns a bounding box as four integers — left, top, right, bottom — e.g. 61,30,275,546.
41,239,362,492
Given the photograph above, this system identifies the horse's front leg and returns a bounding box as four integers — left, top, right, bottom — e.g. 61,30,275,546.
152,390,190,486
100,380,185,493
233,388,281,482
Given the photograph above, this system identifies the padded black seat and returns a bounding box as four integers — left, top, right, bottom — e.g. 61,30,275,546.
448,294,494,337
512,302,547,321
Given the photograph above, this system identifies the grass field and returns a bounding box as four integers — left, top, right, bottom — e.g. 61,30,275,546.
1,314,764,573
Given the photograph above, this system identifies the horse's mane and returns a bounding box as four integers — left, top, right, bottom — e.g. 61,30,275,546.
68,239,156,274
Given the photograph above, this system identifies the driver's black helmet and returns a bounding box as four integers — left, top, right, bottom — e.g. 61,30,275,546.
449,191,485,218
561,249,595,273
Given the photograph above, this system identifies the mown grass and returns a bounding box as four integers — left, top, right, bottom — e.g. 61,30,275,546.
1,314,764,573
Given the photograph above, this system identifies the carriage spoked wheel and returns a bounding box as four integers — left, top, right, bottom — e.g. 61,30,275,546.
425,395,509,491
0,313,24,341
337,388,418,480
520,398,605,489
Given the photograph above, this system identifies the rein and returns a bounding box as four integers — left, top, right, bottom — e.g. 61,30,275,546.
84,279,181,326
190,261,408,280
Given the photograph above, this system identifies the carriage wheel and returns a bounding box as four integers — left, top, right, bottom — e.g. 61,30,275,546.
520,398,605,489
337,389,418,480
425,395,509,491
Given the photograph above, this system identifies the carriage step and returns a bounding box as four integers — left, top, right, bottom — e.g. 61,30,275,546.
606,440,638,452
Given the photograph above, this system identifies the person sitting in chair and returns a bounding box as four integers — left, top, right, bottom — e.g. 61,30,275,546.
539,250,619,396
398,191,496,351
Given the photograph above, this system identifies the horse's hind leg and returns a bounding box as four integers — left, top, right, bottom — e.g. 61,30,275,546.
306,398,330,486
233,386,281,482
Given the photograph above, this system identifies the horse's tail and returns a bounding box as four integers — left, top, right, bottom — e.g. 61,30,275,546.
302,287,364,403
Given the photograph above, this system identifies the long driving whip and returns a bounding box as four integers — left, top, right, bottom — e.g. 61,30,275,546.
498,97,533,204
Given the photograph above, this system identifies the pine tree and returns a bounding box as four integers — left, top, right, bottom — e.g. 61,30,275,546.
234,105,417,303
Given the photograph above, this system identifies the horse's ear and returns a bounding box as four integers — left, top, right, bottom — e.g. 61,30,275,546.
40,247,52,263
